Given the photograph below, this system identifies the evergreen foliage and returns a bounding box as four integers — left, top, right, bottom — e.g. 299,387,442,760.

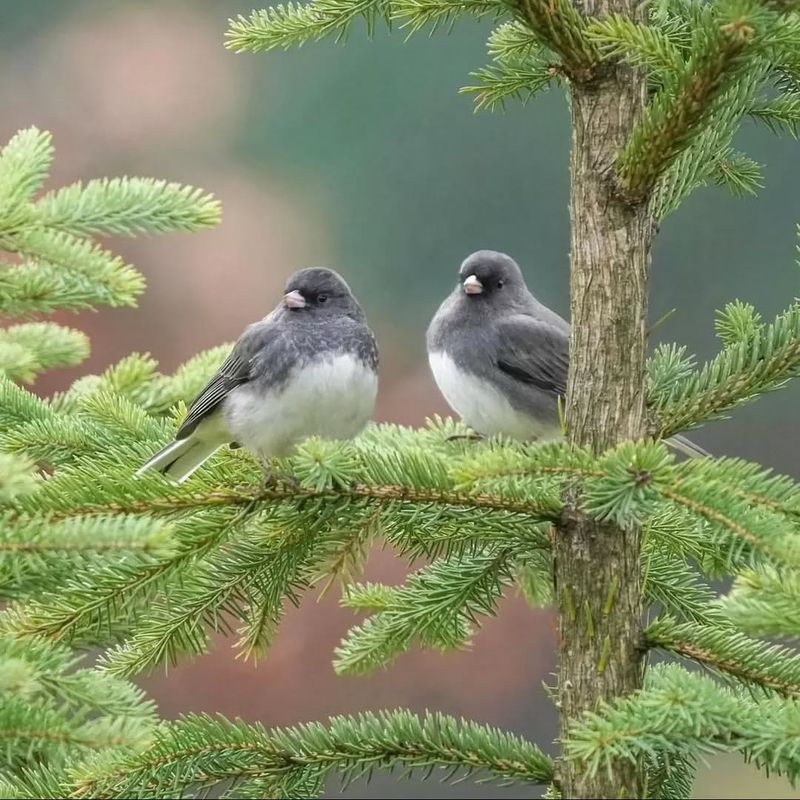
0,127,220,383
1,0,800,794
68,711,554,799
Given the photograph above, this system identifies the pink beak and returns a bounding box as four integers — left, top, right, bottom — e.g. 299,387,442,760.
283,290,306,309
462,274,484,295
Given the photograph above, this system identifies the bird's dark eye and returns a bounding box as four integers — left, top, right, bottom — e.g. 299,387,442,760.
496,280,505,289
317,294,328,304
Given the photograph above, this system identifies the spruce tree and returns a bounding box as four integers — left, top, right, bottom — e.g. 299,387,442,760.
1,0,800,796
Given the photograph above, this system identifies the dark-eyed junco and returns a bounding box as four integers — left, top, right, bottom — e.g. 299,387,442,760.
427,250,707,457
138,268,379,483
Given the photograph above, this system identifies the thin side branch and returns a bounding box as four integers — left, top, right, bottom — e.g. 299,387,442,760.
616,18,754,201
511,0,599,80
647,617,800,697
71,711,555,799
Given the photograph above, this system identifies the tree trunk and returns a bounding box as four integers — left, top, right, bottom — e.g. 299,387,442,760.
555,1,653,796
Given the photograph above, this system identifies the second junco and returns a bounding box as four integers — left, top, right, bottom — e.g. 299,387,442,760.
427,250,707,457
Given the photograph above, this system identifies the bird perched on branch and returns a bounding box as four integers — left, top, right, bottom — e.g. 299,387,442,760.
138,268,378,483
427,249,706,457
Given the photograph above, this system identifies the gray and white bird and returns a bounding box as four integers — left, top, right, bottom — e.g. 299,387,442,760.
427,250,707,456
137,268,379,483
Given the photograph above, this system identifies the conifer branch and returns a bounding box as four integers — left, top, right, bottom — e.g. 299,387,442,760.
651,303,800,435
513,547,553,607
688,456,800,521
723,566,800,637
461,58,558,111
486,19,540,60
459,439,800,566
509,0,599,81
0,127,219,371
0,128,53,214
0,514,175,600
226,1,393,52
100,509,341,675
616,10,755,201
393,0,506,34
715,299,764,346
2,428,557,651
657,486,766,552
71,711,554,798
0,378,53,448
712,149,763,196
0,701,148,753
2,416,118,471
645,751,696,800
461,23,559,114
0,260,132,316
646,616,800,697
0,324,89,383
642,545,724,625
586,14,683,75
34,179,220,238
11,230,145,310
2,508,248,644
749,93,800,136
0,453,38,504
565,664,800,783
652,466,799,567
29,479,560,522
0,636,155,787
333,547,516,674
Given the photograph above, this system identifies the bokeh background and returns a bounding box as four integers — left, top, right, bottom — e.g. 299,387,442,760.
2,1,798,797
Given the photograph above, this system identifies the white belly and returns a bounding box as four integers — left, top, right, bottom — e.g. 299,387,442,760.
223,353,377,457
428,351,560,441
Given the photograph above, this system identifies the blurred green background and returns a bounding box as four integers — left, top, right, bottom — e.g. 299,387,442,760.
1,1,798,796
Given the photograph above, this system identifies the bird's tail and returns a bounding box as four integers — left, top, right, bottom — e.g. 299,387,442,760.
665,433,710,459
135,436,222,484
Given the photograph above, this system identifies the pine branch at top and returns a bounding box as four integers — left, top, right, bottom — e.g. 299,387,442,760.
226,0,394,52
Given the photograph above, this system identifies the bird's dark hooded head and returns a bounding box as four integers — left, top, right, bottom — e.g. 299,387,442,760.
282,267,365,322
426,249,564,354
456,250,528,311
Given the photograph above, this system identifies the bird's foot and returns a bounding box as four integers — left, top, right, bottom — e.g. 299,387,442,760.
445,431,486,443
279,473,303,492
260,460,302,492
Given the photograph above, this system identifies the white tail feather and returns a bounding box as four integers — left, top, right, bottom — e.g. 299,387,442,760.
135,437,222,484
665,433,710,459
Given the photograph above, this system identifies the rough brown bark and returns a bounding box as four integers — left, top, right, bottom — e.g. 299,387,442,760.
555,0,653,797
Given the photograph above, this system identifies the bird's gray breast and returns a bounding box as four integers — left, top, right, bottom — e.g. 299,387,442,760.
429,350,556,439
223,352,378,457
427,306,562,441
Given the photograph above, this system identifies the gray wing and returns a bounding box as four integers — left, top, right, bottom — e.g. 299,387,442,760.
175,349,251,439
495,314,569,399
175,343,255,440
